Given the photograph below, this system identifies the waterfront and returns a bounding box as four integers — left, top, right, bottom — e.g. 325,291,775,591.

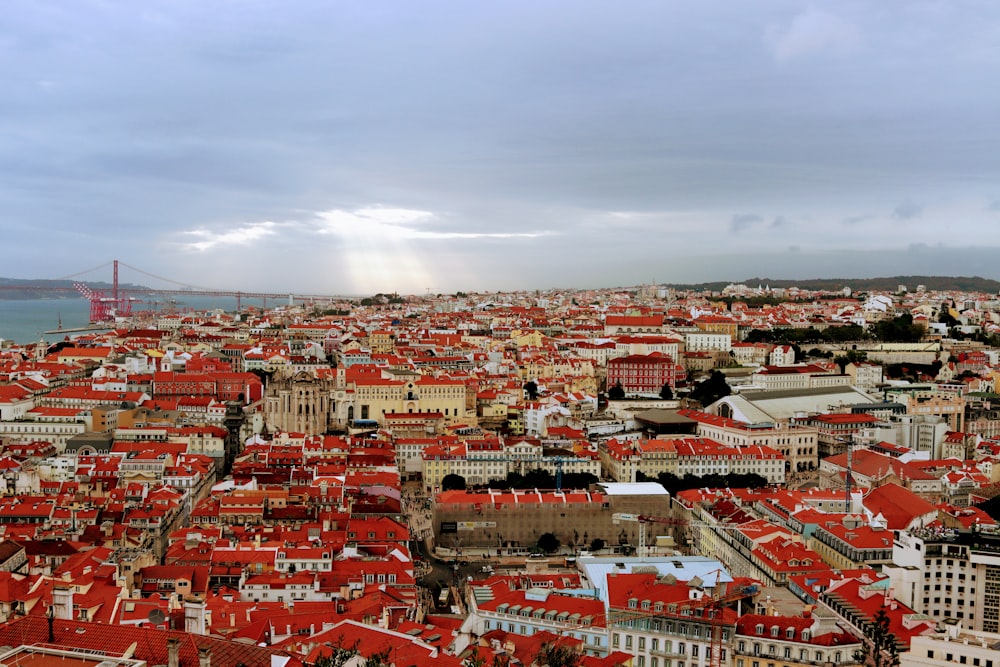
0,295,267,345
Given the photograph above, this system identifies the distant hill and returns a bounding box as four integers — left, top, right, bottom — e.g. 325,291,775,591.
663,276,1000,294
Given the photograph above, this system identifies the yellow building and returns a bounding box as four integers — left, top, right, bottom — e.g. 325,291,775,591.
351,376,468,423
368,329,396,354
511,329,545,349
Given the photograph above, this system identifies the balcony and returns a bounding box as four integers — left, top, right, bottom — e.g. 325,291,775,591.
651,649,686,659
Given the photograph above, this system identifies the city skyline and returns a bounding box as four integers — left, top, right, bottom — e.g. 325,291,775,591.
2,1,999,293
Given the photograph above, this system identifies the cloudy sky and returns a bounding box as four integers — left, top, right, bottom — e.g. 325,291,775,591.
2,1,999,295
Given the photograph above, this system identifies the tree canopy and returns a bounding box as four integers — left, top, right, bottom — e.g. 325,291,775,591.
524,380,539,400
441,473,467,491
744,324,866,345
854,605,900,667
537,532,561,553
872,313,925,343
535,642,580,667
688,370,731,407
486,469,598,491
637,470,770,495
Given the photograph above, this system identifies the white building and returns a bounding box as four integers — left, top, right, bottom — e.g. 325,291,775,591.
685,332,732,353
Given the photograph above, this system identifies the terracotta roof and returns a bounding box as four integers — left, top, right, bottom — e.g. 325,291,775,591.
0,615,301,666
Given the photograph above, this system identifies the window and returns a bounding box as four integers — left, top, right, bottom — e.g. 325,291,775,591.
626,636,633,650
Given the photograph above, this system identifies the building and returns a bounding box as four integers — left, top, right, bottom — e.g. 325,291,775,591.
432,483,672,553
846,362,884,393
885,526,1000,633
607,354,686,395
606,571,752,667
901,625,1000,667
463,576,608,656
680,409,818,474
600,437,786,485
804,413,882,458
884,387,966,432
750,366,851,392
733,611,861,667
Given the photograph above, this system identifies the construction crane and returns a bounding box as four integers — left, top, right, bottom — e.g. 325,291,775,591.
698,579,760,667
612,513,762,558
73,281,134,323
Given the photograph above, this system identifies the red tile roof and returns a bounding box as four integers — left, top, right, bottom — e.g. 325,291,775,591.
0,615,301,666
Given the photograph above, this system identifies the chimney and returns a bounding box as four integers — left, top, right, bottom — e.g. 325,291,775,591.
52,585,74,621
184,596,207,635
167,637,181,667
198,647,211,667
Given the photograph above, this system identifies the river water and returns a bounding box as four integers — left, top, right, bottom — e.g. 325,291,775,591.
0,296,267,345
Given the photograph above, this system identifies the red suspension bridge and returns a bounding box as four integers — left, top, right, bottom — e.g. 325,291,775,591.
2,260,347,324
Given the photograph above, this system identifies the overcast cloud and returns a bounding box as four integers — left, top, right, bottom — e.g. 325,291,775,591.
1,1,999,294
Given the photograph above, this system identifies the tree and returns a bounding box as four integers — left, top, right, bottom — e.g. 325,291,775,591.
559,471,598,489
314,637,360,667
363,648,393,667
688,370,731,407
608,382,626,400
524,380,539,400
854,605,899,667
464,649,487,667
834,349,868,373
938,303,960,327
537,532,560,553
589,538,606,552
535,642,580,667
873,313,925,343
658,383,674,400
523,468,555,489
441,474,467,491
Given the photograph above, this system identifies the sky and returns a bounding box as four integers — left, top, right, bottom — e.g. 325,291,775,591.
2,1,999,295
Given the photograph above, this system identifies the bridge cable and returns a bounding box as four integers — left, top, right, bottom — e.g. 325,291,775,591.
53,261,115,282
116,261,228,293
